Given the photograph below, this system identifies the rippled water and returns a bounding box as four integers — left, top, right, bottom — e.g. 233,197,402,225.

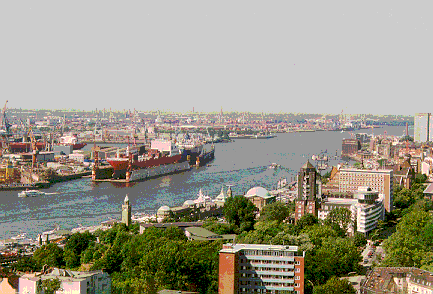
0,126,405,239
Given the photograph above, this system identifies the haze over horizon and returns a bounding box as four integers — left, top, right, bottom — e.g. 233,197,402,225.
1,1,431,115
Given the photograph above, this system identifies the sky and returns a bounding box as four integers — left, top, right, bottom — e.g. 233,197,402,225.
0,1,431,115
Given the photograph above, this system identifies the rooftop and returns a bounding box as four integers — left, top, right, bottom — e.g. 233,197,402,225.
220,243,299,254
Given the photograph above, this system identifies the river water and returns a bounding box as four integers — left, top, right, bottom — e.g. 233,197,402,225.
0,126,406,240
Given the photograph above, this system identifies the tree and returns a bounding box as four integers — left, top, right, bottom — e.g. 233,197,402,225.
325,207,353,236
223,195,257,233
352,232,367,248
295,214,319,233
203,220,233,235
382,210,433,267
306,237,361,285
415,173,428,184
64,232,96,269
33,243,65,269
259,201,290,223
313,276,356,294
394,187,415,209
37,278,61,294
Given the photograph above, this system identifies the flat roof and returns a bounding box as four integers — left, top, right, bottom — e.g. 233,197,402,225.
340,168,393,174
220,243,299,254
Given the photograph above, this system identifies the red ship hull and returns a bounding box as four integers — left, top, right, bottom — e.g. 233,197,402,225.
107,153,183,171
72,143,87,150
8,142,46,153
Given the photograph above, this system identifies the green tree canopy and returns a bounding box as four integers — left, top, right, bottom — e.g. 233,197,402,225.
383,210,433,267
64,231,96,269
259,201,291,223
313,276,356,294
37,278,61,294
33,243,65,269
223,195,257,233
324,207,353,236
295,213,319,233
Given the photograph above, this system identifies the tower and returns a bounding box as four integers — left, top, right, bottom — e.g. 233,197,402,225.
295,161,319,222
122,194,132,226
227,185,232,197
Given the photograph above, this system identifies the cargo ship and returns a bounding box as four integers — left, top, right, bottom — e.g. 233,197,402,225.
58,134,86,150
178,143,215,167
98,140,191,182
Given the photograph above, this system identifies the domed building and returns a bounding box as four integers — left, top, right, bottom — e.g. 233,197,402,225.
157,205,172,219
183,199,196,208
214,186,229,207
245,186,276,211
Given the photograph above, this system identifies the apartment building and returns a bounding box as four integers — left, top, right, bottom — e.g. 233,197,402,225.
19,267,111,294
318,187,385,235
219,243,305,294
295,161,319,222
361,267,433,293
339,168,393,212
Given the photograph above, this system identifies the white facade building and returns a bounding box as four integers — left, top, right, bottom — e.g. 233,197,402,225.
19,267,111,294
414,113,430,143
319,187,385,235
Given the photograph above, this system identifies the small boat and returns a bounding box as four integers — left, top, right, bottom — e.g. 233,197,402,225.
18,190,45,198
269,163,280,169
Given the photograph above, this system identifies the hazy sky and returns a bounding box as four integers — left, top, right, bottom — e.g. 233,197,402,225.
1,1,431,115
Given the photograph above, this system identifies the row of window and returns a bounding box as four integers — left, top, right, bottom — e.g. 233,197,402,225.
241,266,293,272
246,260,299,265
242,250,295,257
240,288,301,294
240,269,300,278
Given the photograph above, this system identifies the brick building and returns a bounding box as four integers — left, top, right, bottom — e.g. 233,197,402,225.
219,243,305,294
295,161,320,222
341,139,361,156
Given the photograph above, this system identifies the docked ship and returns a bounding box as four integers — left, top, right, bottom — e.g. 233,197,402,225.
102,140,191,182
57,134,86,150
179,143,215,167
7,141,46,153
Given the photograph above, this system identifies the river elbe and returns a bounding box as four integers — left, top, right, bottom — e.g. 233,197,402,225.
0,126,406,240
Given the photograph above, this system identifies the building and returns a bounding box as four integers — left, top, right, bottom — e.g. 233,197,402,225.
339,168,393,212
318,187,385,235
121,194,132,226
414,113,430,143
360,267,433,294
0,272,19,294
295,161,319,222
342,139,361,156
245,186,276,211
184,226,236,241
139,222,204,234
219,243,305,294
19,267,111,294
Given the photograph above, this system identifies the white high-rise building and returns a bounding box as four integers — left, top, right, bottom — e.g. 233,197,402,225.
414,113,430,143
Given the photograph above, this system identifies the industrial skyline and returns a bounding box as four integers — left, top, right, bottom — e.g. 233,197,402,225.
1,1,431,115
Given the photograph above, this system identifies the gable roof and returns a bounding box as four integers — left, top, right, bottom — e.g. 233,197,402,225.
301,160,315,170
